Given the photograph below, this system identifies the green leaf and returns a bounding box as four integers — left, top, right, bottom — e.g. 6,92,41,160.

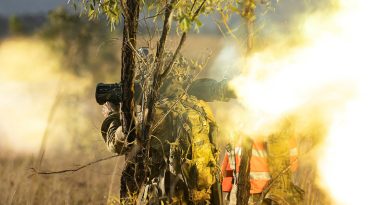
195,18,202,27
179,17,190,32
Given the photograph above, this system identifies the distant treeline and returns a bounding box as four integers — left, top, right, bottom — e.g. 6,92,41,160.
0,14,47,37
0,10,224,38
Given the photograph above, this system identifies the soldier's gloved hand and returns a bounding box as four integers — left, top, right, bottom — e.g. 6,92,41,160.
225,87,237,99
114,126,126,143
102,102,119,117
220,79,237,100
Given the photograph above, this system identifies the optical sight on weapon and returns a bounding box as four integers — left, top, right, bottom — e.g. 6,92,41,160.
95,83,122,105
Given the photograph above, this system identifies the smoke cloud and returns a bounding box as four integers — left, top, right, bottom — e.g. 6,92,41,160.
0,38,97,154
210,0,390,204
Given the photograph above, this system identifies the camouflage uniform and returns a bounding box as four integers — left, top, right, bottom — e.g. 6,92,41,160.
101,77,229,204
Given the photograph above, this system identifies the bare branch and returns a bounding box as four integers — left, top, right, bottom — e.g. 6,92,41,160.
260,158,299,203
155,0,177,67
159,0,207,80
214,13,240,42
36,78,63,169
142,0,179,169
140,5,168,21
96,37,120,56
124,39,148,67
159,32,187,80
29,155,120,177
191,0,207,21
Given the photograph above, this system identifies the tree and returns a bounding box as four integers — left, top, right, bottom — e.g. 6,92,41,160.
72,0,234,203
9,15,24,35
73,0,274,203
38,7,118,80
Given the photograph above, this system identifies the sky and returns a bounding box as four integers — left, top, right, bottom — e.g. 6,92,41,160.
0,0,68,16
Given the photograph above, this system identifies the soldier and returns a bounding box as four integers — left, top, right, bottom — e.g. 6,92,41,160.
99,52,235,204
221,136,301,205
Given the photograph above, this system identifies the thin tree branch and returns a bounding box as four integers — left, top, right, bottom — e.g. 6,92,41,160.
159,0,207,81
159,32,187,80
190,0,198,13
29,155,120,177
96,37,120,56
142,0,178,173
191,0,206,21
36,76,63,169
139,5,168,21
260,157,299,203
124,39,148,67
216,12,240,42
154,0,177,68
144,0,177,140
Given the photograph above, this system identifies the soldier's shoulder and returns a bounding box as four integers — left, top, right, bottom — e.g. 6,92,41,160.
185,96,216,121
155,98,170,108
186,95,210,109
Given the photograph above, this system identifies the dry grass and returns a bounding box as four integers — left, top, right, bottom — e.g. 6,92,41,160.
0,150,327,205
0,149,126,205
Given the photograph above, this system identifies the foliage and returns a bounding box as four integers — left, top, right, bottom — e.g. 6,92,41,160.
8,15,24,35
73,0,122,30
234,0,274,19
71,0,240,33
38,7,119,80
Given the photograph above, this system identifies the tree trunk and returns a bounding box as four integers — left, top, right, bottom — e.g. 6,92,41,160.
243,0,255,54
119,0,140,201
237,1,256,204
237,137,253,205
119,0,207,202
142,0,177,144
121,0,140,136
246,18,254,54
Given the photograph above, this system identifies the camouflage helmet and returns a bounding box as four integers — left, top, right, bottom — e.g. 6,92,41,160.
137,47,150,58
134,48,198,99
158,52,197,98
159,76,185,99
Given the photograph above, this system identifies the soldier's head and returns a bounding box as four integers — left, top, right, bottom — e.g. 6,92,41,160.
137,47,150,58
159,76,185,99
158,53,197,99
134,48,199,99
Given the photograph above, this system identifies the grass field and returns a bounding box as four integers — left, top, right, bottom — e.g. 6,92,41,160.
0,150,123,205
0,145,328,205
